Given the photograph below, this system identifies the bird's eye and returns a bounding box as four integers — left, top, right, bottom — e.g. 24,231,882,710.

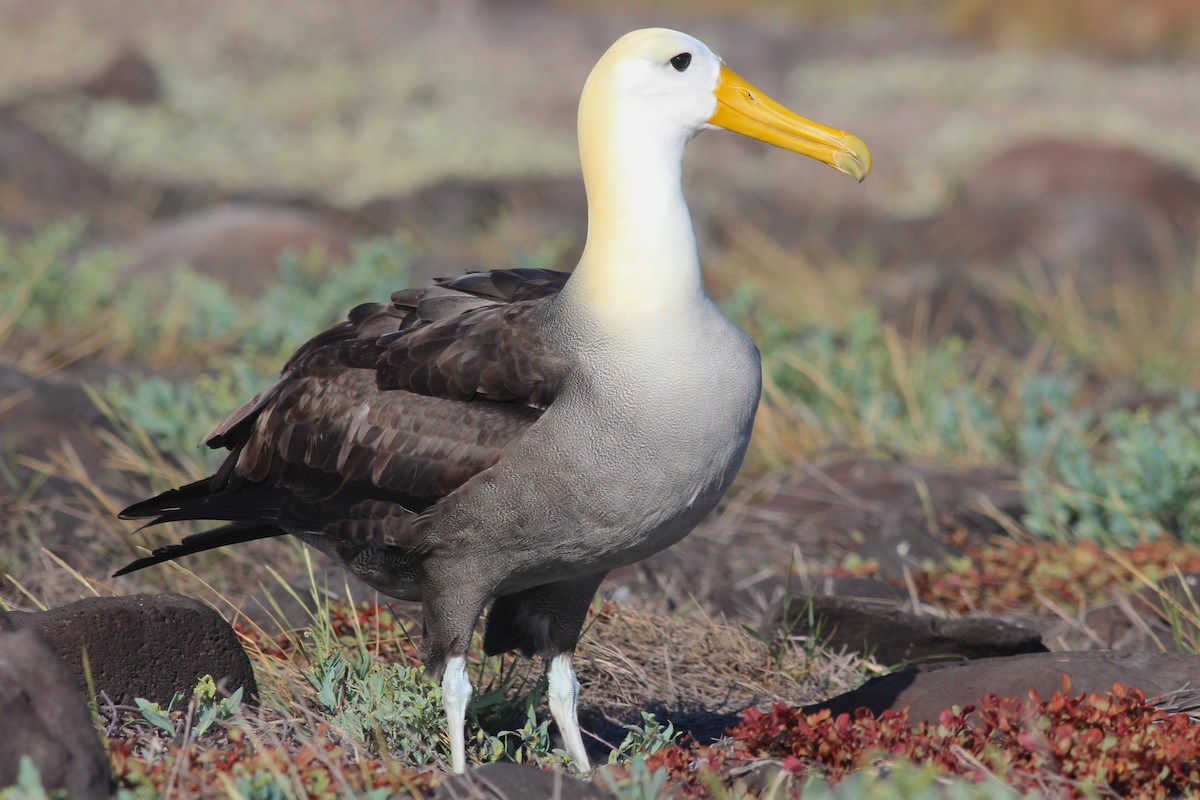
670,53,692,72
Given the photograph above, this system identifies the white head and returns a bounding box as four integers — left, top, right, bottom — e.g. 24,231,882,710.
579,28,870,180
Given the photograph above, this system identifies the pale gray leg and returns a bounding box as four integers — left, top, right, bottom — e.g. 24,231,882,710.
547,653,590,773
442,655,472,773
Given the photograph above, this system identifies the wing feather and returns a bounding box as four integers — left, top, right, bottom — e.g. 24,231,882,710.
118,268,572,571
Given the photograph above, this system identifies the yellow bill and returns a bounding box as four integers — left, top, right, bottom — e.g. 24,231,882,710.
710,65,871,182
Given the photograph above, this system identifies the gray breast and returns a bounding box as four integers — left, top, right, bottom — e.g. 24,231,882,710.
432,301,762,591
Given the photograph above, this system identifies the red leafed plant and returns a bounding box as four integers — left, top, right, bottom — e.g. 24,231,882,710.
645,679,1200,799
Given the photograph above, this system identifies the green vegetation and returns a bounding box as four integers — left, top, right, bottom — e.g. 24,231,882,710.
1020,385,1200,544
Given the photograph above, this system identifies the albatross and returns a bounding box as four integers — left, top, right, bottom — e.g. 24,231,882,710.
116,28,869,774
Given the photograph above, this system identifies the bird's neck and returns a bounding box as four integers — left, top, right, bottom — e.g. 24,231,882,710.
562,102,706,325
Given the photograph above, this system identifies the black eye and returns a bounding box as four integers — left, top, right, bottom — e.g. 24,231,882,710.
670,52,691,72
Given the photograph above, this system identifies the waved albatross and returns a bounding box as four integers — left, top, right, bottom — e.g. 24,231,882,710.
116,28,870,773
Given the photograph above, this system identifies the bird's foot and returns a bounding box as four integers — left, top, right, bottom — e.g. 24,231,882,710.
547,653,591,773
442,655,473,773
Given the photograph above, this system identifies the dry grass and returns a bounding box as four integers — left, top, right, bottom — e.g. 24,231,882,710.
576,599,868,717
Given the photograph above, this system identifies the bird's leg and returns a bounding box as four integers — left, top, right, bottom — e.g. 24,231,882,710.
480,572,606,772
441,655,472,774
547,652,590,773
421,565,491,775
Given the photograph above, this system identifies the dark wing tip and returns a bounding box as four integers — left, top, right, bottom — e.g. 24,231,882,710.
112,523,286,577
112,554,161,577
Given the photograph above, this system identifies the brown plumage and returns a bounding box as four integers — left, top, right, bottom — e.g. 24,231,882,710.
119,267,568,564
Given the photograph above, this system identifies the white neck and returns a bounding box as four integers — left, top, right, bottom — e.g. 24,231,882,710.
560,87,706,324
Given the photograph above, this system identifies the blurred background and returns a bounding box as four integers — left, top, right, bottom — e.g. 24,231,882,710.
2,0,1197,282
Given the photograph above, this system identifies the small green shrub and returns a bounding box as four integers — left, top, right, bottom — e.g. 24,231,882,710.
306,649,446,767
759,310,1007,462
131,675,244,739
609,712,681,763
1,226,413,368
0,757,64,800
104,362,273,462
1020,381,1200,544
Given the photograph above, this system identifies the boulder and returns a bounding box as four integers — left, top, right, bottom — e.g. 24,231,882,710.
0,624,111,799
0,365,107,483
928,139,1200,277
9,593,257,706
774,594,1046,666
120,203,353,295
808,651,1200,723
739,458,1023,577
81,48,162,106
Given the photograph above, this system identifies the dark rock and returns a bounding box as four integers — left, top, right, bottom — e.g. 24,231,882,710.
880,264,1032,351
745,458,1024,577
1056,572,1200,652
0,109,115,234
434,762,612,800
9,593,257,706
619,458,1024,619
81,49,162,106
808,651,1200,723
808,576,908,604
775,594,1046,666
928,139,1200,277
706,190,923,270
351,175,585,241
0,626,111,799
348,176,586,284
604,455,1017,618
0,365,107,482
120,203,354,295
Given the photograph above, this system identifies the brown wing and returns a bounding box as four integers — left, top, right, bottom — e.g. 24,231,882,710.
118,268,571,567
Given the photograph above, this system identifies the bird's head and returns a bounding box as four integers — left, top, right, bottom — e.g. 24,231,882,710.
580,28,870,182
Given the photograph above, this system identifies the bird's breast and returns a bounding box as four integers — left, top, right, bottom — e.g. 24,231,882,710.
471,310,762,585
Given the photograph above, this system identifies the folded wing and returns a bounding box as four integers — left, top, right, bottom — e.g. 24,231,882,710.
118,268,571,571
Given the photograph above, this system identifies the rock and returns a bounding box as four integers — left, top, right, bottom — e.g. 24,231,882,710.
0,109,115,234
1054,572,1200,652
745,458,1023,577
774,594,1046,665
9,593,257,706
808,576,908,604
928,139,1200,278
807,651,1200,723
120,203,354,295
619,455,1022,618
81,49,162,106
433,762,612,800
349,176,586,284
0,365,108,487
617,458,1023,619
0,625,112,799
352,176,585,241
880,264,1031,350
